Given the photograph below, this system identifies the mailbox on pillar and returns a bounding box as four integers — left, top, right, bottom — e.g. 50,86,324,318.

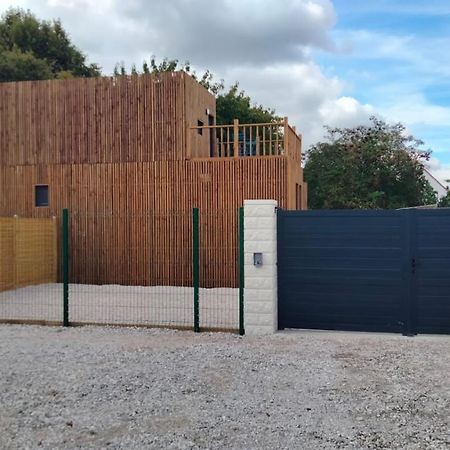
253,252,263,267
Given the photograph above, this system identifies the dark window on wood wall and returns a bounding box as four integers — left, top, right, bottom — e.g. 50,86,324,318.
35,185,49,207
197,120,204,135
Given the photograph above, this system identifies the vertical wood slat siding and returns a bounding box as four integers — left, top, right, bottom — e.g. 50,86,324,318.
0,72,215,165
184,75,216,158
0,157,291,287
0,73,305,288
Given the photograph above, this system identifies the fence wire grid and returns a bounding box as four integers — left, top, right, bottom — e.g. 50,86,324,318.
0,209,244,334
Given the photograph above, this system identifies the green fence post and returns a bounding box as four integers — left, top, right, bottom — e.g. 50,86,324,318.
193,208,200,332
62,208,69,327
239,207,245,335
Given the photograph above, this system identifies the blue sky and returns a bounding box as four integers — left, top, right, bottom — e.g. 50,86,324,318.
317,0,450,171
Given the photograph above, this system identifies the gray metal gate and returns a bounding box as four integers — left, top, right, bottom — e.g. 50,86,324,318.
277,209,450,335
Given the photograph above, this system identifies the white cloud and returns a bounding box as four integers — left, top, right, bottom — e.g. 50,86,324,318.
12,0,337,69
222,61,374,148
47,0,113,13
380,93,450,128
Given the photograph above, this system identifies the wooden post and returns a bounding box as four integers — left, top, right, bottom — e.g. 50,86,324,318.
233,119,239,158
262,126,266,155
283,116,289,157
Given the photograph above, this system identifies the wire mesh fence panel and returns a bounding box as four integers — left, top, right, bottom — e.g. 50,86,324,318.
198,210,240,332
0,216,63,325
67,211,194,329
0,208,243,333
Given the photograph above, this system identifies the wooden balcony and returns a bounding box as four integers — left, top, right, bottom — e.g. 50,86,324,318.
188,117,301,163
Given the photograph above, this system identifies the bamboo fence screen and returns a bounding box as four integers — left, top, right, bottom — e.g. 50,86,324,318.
0,217,57,292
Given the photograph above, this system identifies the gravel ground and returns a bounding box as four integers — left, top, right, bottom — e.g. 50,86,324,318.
1,325,450,450
0,284,238,329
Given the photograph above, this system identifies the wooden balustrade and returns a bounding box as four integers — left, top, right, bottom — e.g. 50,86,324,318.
188,117,302,161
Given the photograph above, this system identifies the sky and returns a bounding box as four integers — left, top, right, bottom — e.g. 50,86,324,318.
1,0,450,183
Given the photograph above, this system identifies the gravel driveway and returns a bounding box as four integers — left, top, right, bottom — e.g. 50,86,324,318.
1,325,449,449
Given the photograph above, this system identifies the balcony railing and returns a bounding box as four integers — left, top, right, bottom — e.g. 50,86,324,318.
188,117,301,163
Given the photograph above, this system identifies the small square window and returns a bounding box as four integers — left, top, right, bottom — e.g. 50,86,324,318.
197,120,204,136
35,185,49,207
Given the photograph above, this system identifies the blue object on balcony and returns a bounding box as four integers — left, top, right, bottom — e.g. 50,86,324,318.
238,131,257,157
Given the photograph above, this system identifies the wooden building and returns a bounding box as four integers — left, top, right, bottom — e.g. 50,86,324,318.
0,72,306,287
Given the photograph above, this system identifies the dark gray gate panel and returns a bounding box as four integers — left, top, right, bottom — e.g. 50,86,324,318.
415,209,450,334
278,210,407,333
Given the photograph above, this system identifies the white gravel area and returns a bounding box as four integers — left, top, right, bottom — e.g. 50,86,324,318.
1,325,450,449
0,284,238,329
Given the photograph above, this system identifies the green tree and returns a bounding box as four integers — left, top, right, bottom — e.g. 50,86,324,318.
0,48,53,81
0,8,100,82
304,117,438,209
215,83,279,125
115,57,279,125
438,191,450,207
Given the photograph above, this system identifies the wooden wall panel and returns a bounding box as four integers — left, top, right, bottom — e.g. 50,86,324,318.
0,72,308,288
14,218,58,288
0,218,14,292
0,72,215,166
184,75,217,158
0,217,57,292
286,155,304,209
0,158,292,287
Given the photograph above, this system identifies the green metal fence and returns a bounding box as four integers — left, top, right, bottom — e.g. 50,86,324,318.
0,209,244,334
62,208,69,327
193,208,200,332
